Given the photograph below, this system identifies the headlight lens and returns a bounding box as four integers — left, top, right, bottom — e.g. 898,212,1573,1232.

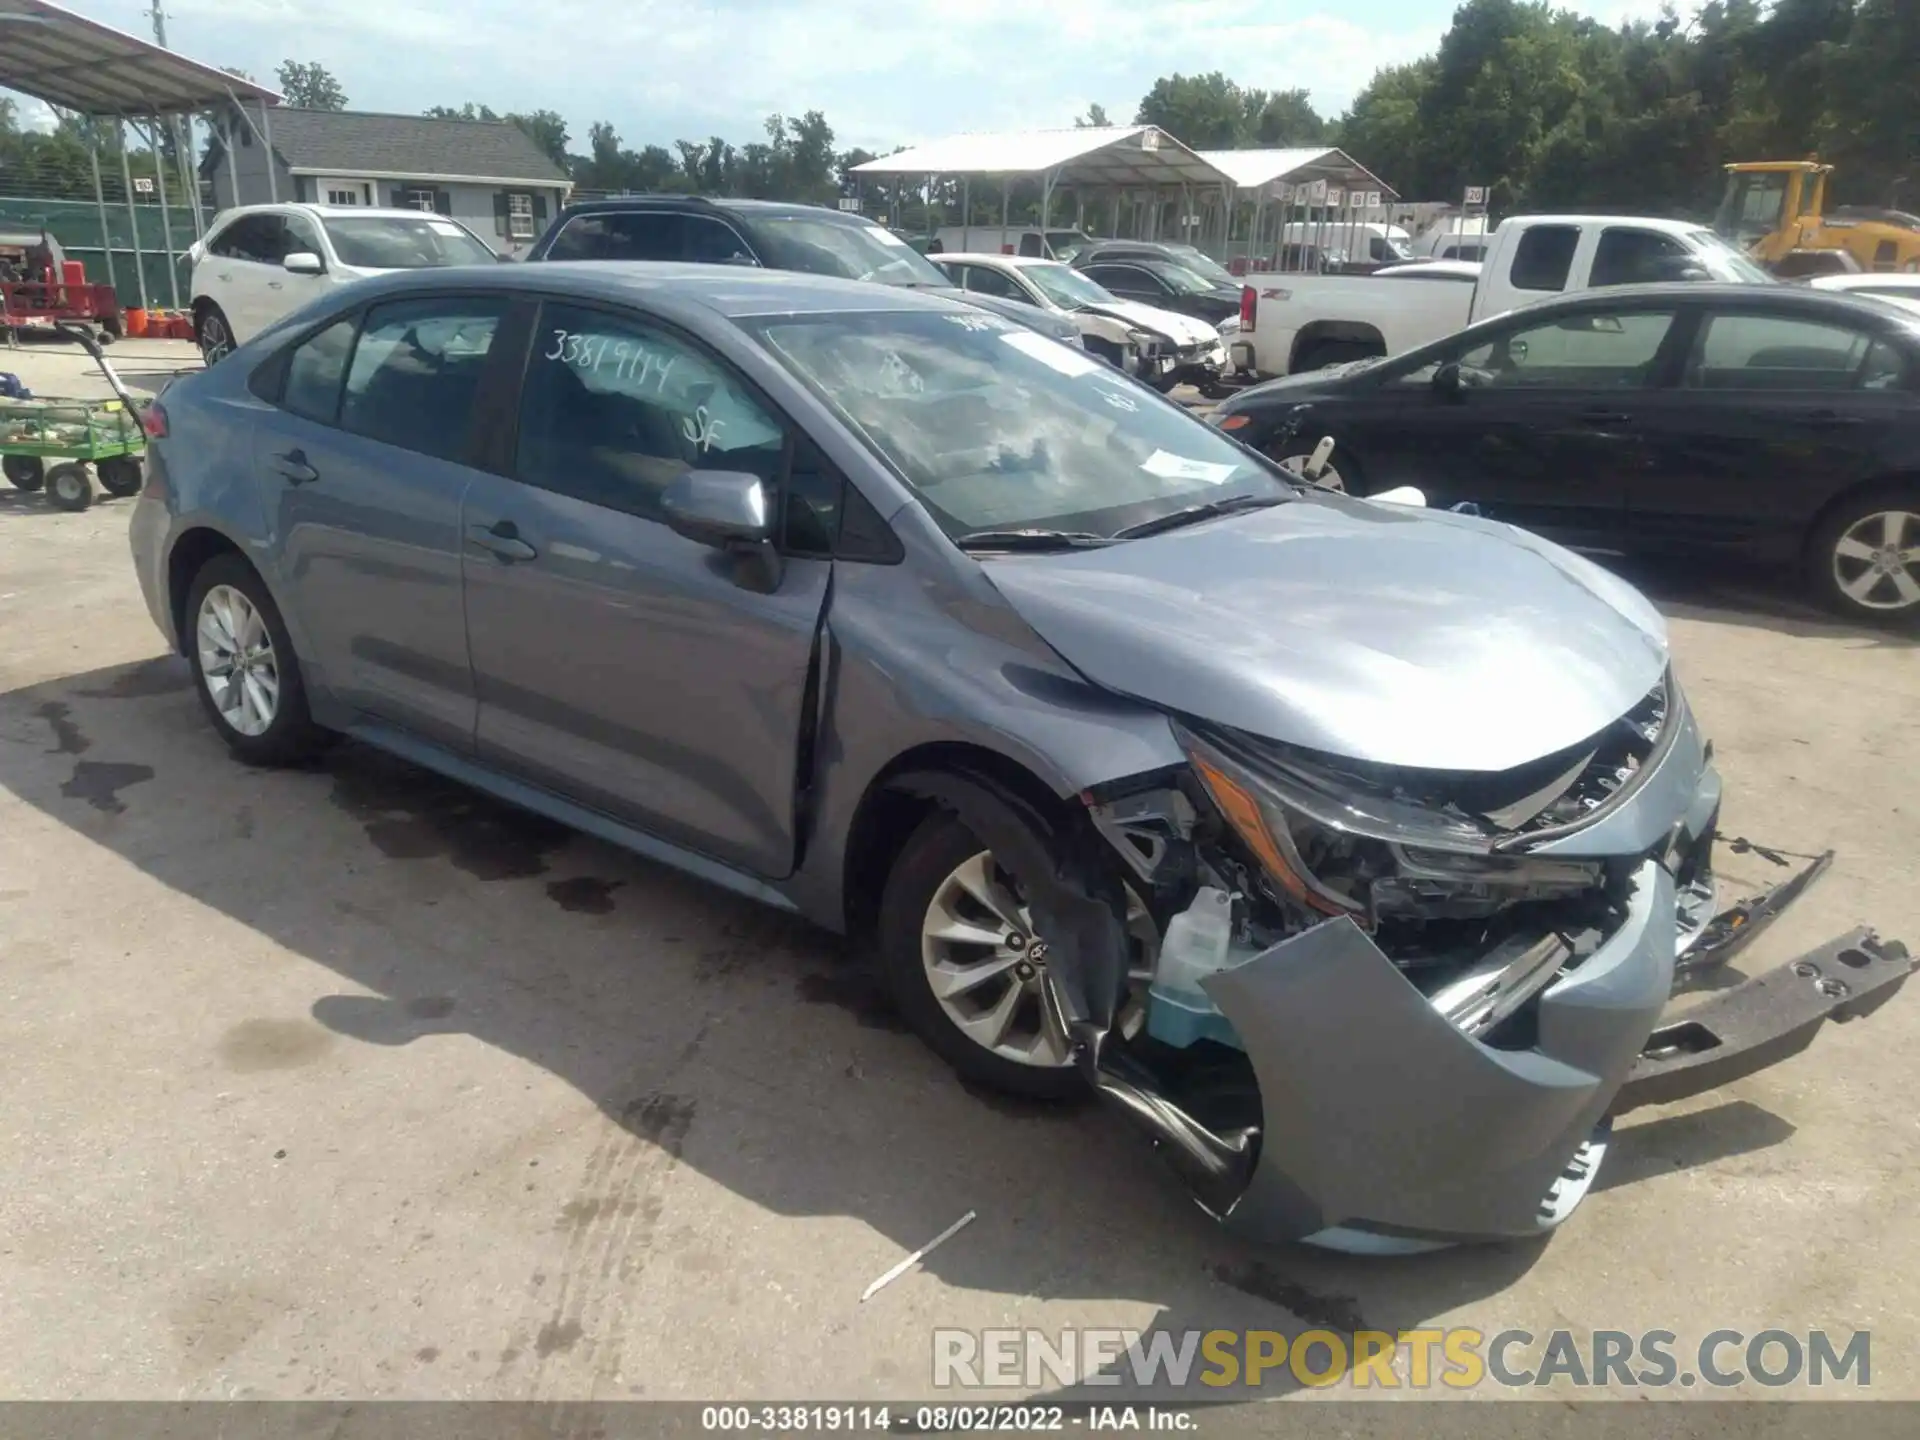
1178,723,1611,926
1177,722,1502,917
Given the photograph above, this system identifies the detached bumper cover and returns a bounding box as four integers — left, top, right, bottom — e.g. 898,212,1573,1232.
1194,862,1913,1246
1204,861,1677,1244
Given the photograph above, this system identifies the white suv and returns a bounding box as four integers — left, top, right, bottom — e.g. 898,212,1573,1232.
189,204,499,363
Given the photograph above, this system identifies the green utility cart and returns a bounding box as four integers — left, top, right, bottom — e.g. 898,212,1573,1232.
1,324,151,512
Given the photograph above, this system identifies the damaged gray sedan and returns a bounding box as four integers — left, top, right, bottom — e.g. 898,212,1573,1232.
129,264,1912,1252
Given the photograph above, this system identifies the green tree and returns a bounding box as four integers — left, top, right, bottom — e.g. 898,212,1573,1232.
1076,103,1111,128
1248,88,1326,146
276,60,347,110
508,109,570,170
1135,71,1258,149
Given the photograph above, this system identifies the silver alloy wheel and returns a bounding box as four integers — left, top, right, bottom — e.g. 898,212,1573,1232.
1832,509,1920,612
199,312,232,364
920,850,1158,1070
196,584,280,737
1276,454,1346,493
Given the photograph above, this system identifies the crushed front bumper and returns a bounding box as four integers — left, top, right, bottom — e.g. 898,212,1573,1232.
1106,853,1911,1250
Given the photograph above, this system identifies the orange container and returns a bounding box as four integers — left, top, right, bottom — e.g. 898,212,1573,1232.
172,315,195,340
125,308,149,337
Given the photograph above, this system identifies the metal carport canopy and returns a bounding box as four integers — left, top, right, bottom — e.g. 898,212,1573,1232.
850,125,1233,188
0,0,281,114
1196,147,1398,200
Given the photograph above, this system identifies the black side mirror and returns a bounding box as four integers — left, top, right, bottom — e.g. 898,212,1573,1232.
661,470,782,589
1432,361,1466,400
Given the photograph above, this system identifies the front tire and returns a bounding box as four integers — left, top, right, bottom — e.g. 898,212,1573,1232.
196,303,235,366
878,808,1155,1101
185,553,328,765
1809,489,1920,623
44,461,92,511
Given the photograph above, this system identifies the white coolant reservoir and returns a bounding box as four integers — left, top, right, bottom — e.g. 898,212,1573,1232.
1155,887,1234,995
1147,888,1249,1049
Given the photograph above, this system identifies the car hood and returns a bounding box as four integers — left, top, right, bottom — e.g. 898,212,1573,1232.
980,493,1670,772
1082,299,1220,346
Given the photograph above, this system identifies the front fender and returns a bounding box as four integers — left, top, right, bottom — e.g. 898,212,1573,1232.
783,549,1187,929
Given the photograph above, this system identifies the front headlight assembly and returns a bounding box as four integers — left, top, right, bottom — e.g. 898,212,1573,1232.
1174,723,1600,927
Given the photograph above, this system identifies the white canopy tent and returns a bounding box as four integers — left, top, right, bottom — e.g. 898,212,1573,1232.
849,126,1238,250
1195,148,1400,270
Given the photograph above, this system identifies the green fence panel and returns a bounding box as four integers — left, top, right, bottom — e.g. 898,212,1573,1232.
2,194,204,310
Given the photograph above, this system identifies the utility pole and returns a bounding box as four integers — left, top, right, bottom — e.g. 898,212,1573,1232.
144,1,208,242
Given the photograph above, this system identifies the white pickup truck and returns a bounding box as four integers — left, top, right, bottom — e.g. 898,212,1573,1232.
1231,213,1773,379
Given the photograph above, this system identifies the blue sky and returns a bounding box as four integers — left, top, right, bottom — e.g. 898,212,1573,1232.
16,0,1669,153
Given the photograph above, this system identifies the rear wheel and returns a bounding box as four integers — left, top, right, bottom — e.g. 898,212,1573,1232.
185,553,329,765
1811,490,1920,622
44,461,92,511
878,809,1157,1100
3,455,44,491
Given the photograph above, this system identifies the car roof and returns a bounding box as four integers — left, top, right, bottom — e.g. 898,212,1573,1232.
554,195,860,224
213,203,456,222
1812,272,1920,290
324,259,968,320
1513,280,1909,318
935,252,1058,269
1500,215,1708,234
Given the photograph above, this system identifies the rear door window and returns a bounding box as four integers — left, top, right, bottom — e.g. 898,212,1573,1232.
213,214,287,264
1591,228,1695,287
281,317,359,423
958,265,1029,302
337,296,508,462
682,216,756,265
546,211,683,261
1508,225,1580,292
1686,313,1906,391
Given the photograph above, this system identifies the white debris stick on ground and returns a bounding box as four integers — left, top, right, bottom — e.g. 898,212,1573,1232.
861,1211,978,1303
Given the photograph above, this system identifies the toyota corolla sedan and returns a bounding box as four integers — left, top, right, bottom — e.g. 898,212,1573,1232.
129,263,1909,1251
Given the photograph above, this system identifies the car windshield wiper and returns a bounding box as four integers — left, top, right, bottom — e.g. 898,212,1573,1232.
1111,493,1286,540
953,528,1115,552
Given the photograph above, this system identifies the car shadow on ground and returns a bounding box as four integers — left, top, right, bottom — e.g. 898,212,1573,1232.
0,655,1804,1394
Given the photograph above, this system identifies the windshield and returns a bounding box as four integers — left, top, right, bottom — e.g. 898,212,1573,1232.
1683,229,1775,283
748,310,1284,541
323,215,496,269
744,214,949,287
1165,245,1236,286
1152,262,1222,296
1046,231,1095,263
1713,171,1790,246
1022,262,1118,310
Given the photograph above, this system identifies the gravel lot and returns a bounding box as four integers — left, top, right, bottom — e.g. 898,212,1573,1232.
3,336,1918,1403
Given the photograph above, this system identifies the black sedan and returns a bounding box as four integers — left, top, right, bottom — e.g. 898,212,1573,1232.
1074,245,1244,326
1212,282,1920,622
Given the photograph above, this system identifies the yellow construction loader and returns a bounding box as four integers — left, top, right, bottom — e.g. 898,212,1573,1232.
1715,159,1920,274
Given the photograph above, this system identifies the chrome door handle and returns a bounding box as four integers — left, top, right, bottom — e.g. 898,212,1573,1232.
271,449,318,485
466,520,537,563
